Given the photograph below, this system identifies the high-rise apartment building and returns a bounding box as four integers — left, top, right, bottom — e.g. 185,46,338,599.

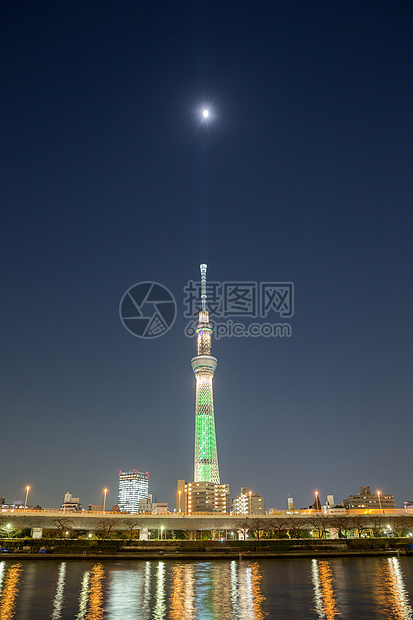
177,479,229,514
118,470,149,514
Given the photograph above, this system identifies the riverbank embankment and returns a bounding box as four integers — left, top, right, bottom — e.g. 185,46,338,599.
1,538,412,560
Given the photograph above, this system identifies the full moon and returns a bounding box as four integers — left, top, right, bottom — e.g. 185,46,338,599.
202,109,209,118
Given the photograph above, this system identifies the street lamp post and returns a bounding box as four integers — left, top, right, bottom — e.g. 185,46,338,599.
377,491,383,514
161,526,164,540
249,491,252,515
24,486,30,510
103,488,108,514
179,490,181,513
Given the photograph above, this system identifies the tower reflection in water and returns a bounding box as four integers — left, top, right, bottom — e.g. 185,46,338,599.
169,560,266,620
0,562,22,620
312,559,340,619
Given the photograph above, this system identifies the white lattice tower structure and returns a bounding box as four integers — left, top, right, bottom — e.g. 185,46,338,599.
191,264,220,484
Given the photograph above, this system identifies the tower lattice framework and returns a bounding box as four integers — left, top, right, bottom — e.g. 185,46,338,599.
191,264,220,484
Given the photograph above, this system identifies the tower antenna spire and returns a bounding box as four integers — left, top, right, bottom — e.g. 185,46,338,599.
200,263,207,312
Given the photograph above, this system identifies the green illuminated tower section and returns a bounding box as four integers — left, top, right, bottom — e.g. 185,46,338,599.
191,264,220,484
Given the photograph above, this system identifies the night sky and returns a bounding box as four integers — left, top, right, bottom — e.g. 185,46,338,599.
1,1,412,511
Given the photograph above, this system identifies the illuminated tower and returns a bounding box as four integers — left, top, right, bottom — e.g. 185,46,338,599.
191,264,220,484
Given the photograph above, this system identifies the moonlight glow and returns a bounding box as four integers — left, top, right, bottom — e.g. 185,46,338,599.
202,109,210,118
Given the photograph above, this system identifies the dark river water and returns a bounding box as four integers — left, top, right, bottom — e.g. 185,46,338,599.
0,556,412,619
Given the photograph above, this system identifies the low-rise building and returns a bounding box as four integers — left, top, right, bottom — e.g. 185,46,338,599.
139,495,153,513
0,499,25,510
61,492,82,512
342,486,395,509
152,502,169,514
232,487,265,515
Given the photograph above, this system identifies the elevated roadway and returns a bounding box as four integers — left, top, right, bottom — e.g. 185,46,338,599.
0,508,411,537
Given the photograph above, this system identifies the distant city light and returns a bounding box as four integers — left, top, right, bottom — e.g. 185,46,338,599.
202,109,209,118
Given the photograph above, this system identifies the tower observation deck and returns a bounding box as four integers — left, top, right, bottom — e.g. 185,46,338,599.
191,264,220,484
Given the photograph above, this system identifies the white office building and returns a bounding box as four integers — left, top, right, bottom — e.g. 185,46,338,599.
118,470,149,514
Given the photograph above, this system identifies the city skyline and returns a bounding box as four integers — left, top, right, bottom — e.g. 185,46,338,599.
1,1,412,510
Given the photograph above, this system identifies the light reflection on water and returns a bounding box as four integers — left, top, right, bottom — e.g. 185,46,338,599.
75,569,90,620
86,563,105,620
51,561,66,619
153,561,166,620
311,559,340,619
106,567,141,620
142,562,151,619
169,560,266,619
382,557,413,620
1,556,413,619
0,562,22,620
249,562,266,620
170,562,195,618
0,562,6,597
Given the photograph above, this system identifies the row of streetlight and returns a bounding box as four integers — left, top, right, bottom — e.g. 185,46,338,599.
18,486,109,513
313,489,385,513
18,486,385,514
